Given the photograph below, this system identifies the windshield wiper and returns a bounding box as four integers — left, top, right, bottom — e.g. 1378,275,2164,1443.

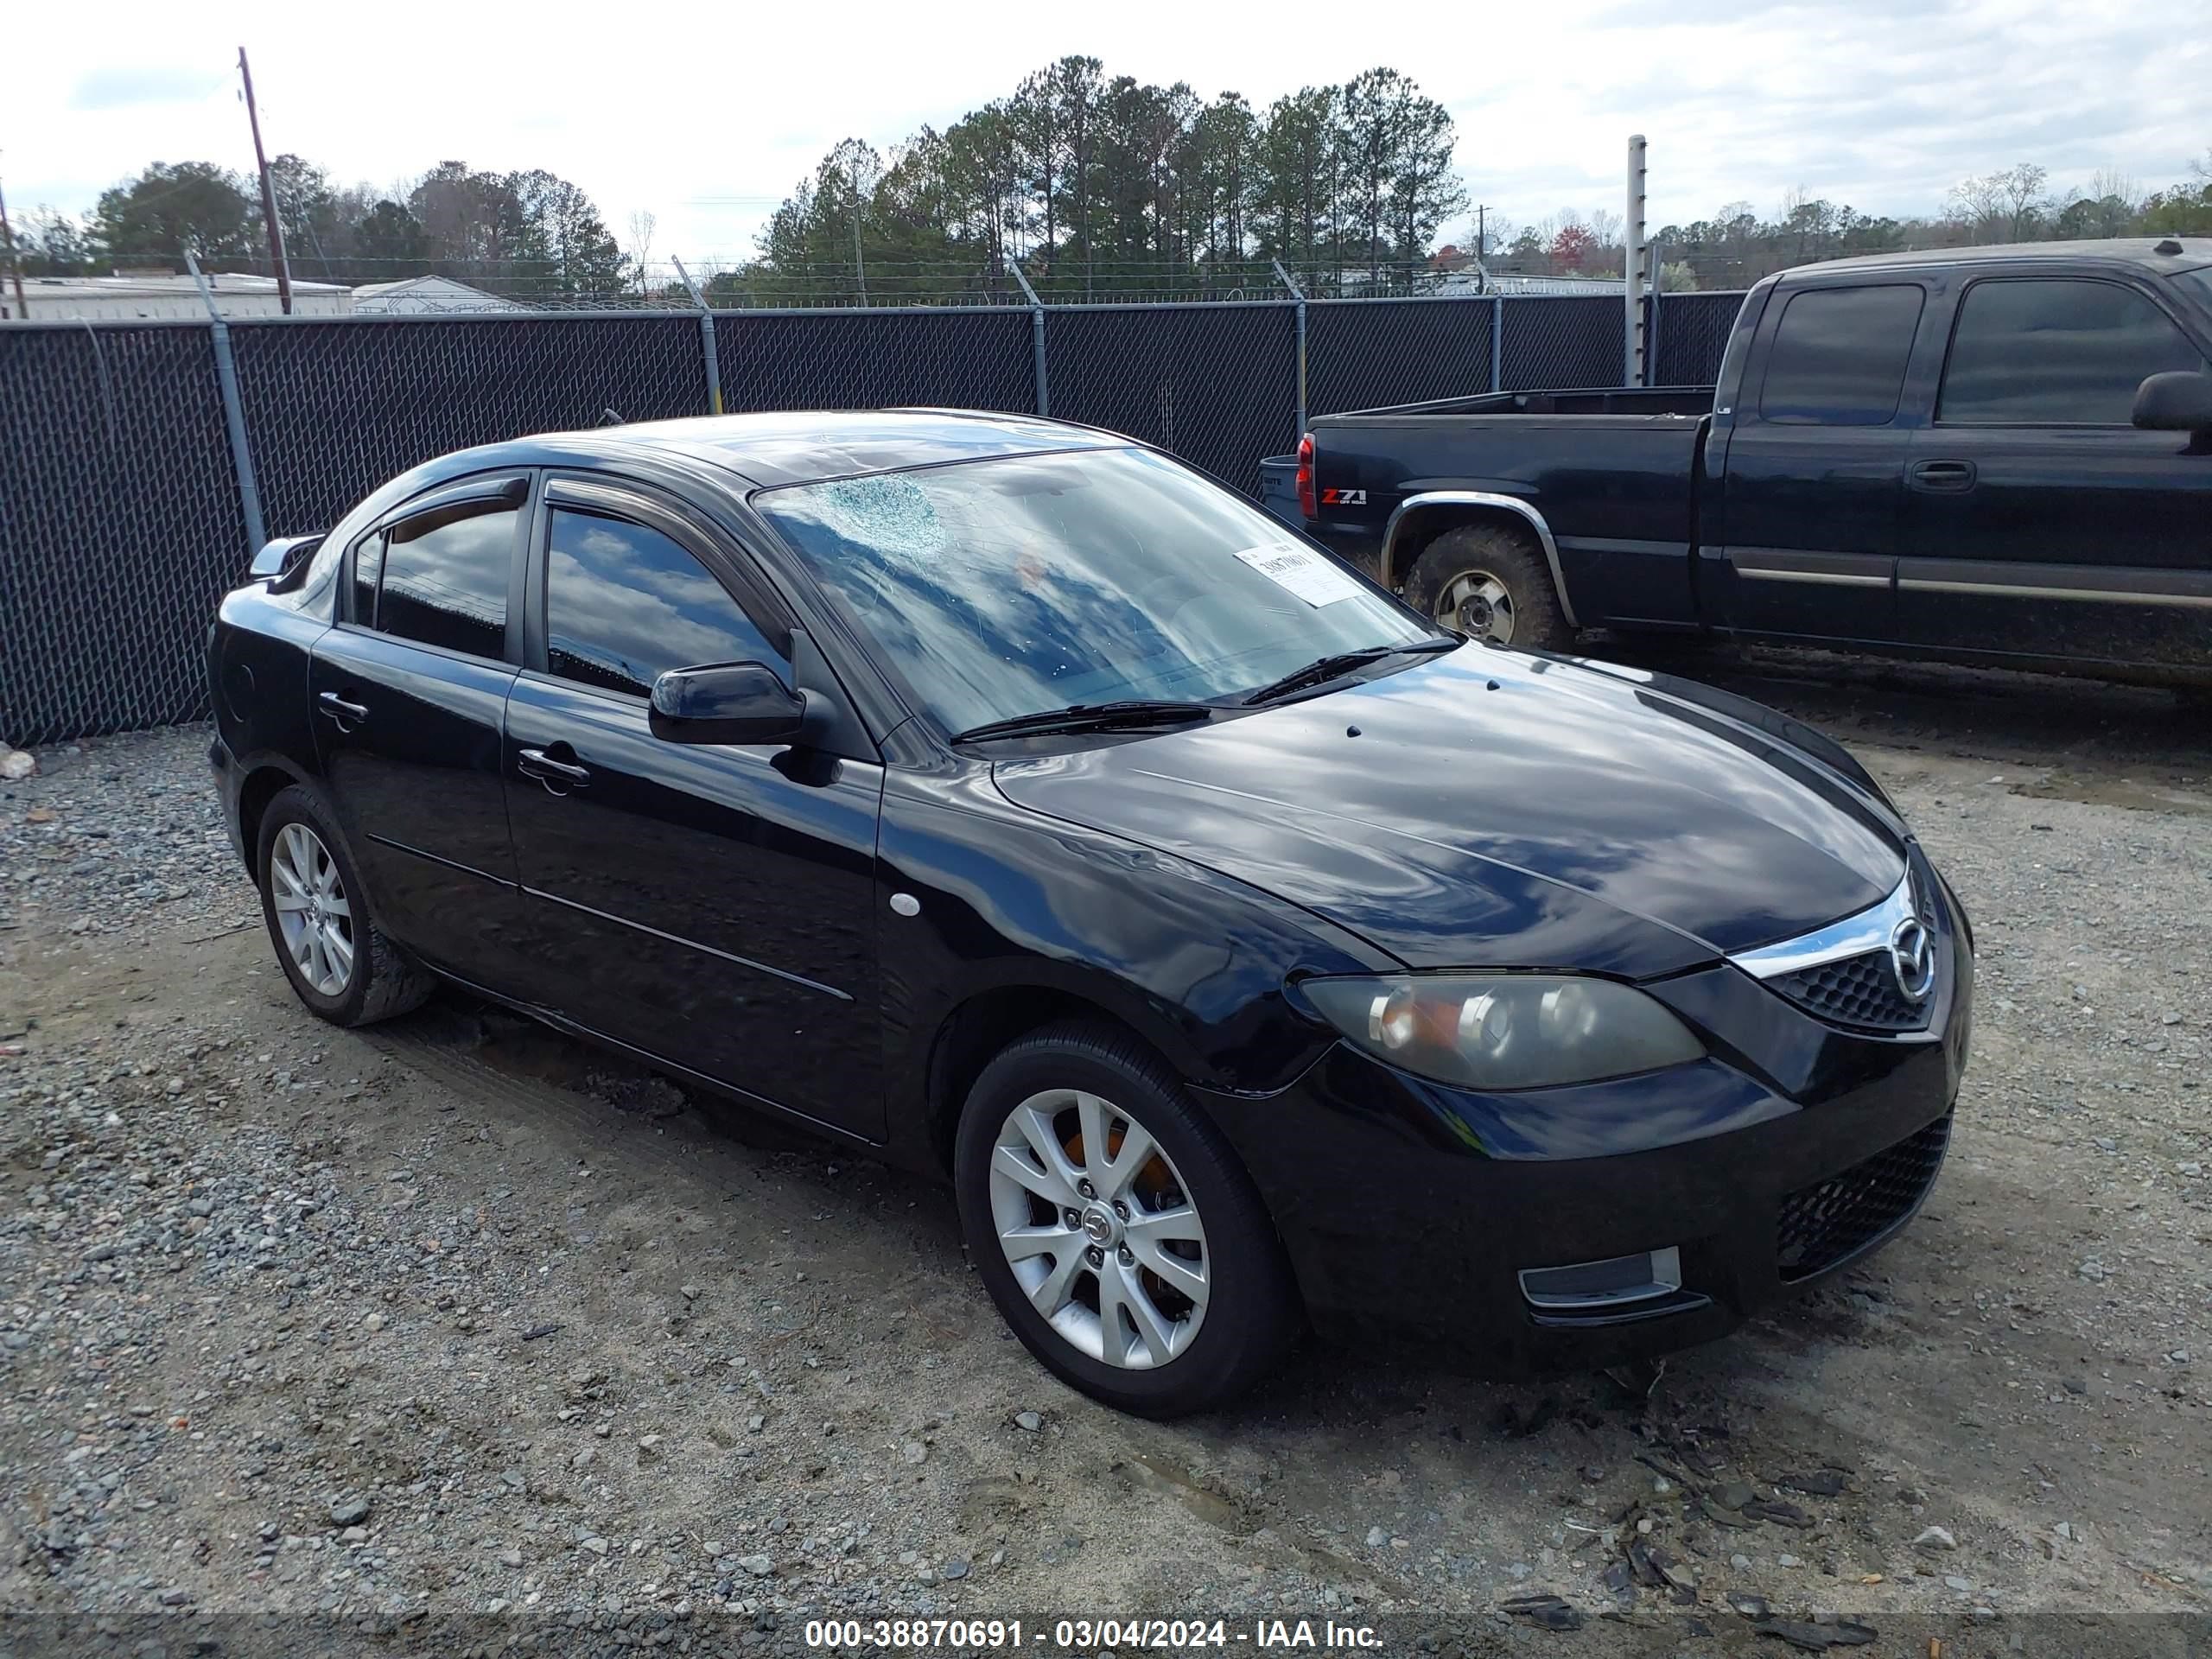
952,699,1217,743
1240,637,1458,706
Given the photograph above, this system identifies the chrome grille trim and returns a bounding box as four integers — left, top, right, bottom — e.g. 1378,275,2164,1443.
1730,869,1920,982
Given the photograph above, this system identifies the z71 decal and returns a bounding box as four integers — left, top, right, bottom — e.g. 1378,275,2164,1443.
1319,487,1368,506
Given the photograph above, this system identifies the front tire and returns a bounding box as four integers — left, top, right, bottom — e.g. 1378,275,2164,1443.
255,785,432,1027
1404,523,1571,650
954,1020,1300,1417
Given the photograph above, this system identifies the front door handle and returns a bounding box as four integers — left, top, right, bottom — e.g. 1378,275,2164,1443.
1909,458,1978,493
317,690,369,724
518,747,591,788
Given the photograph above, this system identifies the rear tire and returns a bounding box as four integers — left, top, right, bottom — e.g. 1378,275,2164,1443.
954,1020,1300,1417
255,785,432,1027
1405,523,1572,650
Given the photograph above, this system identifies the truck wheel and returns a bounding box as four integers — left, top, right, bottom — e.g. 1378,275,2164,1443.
1405,524,1571,650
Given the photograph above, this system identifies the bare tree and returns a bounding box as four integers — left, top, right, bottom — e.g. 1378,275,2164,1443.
1951,162,2049,242
2088,168,2140,211
1997,162,2050,240
1946,171,2007,238
626,209,657,294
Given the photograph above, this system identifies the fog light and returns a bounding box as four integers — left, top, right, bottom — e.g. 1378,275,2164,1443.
1519,1246,1683,1311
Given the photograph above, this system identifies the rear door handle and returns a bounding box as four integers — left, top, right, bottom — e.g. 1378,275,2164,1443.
1909,459,1978,493
317,691,369,723
518,747,591,787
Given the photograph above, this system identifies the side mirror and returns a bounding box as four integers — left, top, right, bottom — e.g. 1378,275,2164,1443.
249,533,322,588
2132,371,2212,433
649,662,812,747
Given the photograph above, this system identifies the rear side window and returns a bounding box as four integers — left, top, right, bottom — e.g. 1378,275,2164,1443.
544,507,784,698
374,500,516,658
1938,279,2205,424
1759,284,1925,426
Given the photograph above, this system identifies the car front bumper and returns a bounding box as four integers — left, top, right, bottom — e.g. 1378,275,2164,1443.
1198,857,1974,1376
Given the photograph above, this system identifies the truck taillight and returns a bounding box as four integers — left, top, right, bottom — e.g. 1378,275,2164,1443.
1295,433,1316,519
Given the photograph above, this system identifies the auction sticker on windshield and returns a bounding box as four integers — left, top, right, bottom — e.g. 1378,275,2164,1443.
1234,544,1361,607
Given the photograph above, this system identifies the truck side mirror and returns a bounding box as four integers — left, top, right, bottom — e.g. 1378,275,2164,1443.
2132,371,2212,434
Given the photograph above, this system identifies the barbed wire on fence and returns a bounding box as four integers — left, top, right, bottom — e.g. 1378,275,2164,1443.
19,251,1682,314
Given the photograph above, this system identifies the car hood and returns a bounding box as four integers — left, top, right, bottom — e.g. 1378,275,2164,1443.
990,645,1907,981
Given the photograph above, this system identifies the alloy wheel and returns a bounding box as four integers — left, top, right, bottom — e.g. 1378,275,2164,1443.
270,822,355,996
1438,569,1516,644
986,1089,1210,1370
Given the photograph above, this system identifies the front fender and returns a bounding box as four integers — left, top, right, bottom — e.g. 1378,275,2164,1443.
874,761,1396,1122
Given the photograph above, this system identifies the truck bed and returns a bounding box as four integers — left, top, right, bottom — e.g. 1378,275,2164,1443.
1307,393,1713,629
1329,385,1715,422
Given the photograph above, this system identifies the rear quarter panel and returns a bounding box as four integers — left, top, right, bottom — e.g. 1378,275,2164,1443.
210,585,329,841
1313,416,1707,626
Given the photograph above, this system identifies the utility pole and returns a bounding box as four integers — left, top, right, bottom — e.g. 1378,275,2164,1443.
852,201,867,305
0,166,29,320
238,47,293,314
1624,134,1647,388
1476,203,1487,294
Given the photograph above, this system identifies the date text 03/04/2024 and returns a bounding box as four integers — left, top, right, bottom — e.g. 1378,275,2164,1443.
802,1618,1385,1649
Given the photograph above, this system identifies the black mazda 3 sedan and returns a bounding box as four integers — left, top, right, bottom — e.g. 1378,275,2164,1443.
207,410,1973,1416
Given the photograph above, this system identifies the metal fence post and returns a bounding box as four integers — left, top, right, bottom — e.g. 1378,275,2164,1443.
1490,296,1504,392
673,257,724,416
1272,259,1307,435
1010,260,1048,416
186,252,267,554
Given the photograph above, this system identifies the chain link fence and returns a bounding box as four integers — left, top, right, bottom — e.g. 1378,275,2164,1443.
1651,289,1748,387
715,309,1034,415
1308,299,1497,416
232,315,710,537
1045,304,1299,495
1,324,249,744
2,290,1743,745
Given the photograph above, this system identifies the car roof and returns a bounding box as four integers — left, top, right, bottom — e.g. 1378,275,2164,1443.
590,407,1127,489
1796,238,2212,278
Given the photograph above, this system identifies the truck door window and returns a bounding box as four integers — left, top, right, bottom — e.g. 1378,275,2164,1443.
1758,284,1925,426
1937,279,2205,425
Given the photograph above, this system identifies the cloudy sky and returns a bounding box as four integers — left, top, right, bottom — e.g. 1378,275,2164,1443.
9,0,2204,261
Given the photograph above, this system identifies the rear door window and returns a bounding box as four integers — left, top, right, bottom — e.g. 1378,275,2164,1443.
1758,284,1926,426
1937,278,2205,424
372,499,518,658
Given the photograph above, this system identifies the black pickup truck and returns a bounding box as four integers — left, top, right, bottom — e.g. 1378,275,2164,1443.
1301,238,2212,681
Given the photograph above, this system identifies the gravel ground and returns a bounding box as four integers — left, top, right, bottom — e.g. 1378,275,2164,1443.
3,661,2209,1658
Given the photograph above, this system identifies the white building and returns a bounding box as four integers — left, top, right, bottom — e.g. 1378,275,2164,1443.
351,276,525,315
1433,270,1630,297
1,271,353,321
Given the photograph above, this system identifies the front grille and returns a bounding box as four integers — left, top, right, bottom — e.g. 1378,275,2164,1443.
1772,950,1929,1033
1777,1115,1950,1281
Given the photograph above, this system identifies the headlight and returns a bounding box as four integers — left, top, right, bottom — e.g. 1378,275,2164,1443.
1300,973,1705,1091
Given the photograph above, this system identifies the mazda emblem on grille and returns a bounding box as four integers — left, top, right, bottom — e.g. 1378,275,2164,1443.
1888,916,1936,1003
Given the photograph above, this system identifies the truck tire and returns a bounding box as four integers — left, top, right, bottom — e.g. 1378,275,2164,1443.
1404,524,1571,651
